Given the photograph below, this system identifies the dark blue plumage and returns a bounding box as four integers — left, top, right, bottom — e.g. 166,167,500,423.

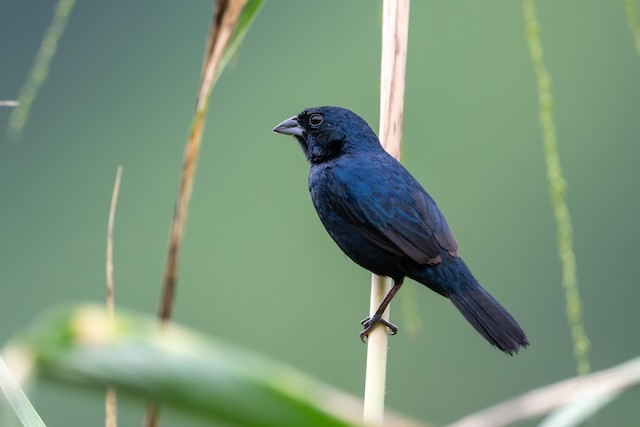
273,106,529,355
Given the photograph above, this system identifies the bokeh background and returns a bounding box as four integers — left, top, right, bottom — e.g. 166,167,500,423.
1,1,639,425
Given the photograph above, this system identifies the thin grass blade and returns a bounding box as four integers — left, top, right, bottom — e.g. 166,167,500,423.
105,166,122,427
0,355,46,427
538,391,618,427
216,0,265,84
7,0,76,140
447,356,640,427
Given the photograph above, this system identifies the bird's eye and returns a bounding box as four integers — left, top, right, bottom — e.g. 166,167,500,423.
309,114,324,127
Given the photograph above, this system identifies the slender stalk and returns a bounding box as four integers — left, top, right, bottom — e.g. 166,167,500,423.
364,0,410,425
146,1,251,425
106,166,122,318
0,101,20,107
626,0,640,56
364,276,392,425
157,0,248,324
105,166,122,427
105,382,117,424
523,0,590,376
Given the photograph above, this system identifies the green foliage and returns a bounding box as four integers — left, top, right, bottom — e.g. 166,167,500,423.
218,0,266,83
522,0,590,376
18,304,371,427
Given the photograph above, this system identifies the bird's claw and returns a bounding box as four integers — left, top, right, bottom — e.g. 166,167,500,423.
359,315,398,343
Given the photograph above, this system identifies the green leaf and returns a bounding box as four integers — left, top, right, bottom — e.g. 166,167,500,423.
15,304,423,427
217,0,265,83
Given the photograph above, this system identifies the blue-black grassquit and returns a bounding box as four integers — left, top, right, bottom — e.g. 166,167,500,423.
273,106,528,355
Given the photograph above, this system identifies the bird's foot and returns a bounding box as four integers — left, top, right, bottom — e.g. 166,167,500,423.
359,315,398,343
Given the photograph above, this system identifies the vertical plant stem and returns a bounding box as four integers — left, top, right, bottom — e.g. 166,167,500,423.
364,275,392,425
7,0,76,140
104,379,117,421
626,0,640,56
364,0,410,424
523,0,590,375
378,0,410,162
105,166,122,427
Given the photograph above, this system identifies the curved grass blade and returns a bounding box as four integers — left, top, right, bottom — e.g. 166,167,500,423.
538,391,617,427
216,0,265,84
7,0,76,141
447,356,640,427
0,355,46,427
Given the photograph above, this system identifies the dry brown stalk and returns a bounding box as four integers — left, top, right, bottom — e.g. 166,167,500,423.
146,1,249,425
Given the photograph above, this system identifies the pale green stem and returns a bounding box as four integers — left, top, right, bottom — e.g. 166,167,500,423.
364,276,393,425
523,0,590,375
7,0,76,140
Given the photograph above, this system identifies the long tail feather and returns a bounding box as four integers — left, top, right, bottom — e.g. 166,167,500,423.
449,285,529,355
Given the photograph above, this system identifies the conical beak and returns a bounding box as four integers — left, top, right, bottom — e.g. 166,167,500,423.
272,116,304,137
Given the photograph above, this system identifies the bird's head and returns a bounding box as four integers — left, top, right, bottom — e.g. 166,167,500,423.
272,106,381,164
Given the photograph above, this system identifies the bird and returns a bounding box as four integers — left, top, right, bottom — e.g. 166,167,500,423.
272,106,529,355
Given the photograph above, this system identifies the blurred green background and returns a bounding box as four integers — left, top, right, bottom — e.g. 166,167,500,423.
1,1,639,425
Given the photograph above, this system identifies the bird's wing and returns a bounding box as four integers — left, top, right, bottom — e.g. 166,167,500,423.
327,168,459,266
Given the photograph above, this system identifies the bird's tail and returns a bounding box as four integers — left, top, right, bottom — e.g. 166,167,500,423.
449,284,529,355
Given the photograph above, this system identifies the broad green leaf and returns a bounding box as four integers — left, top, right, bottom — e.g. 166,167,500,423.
17,304,423,427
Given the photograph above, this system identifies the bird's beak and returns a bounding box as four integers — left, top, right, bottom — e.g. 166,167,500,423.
272,116,304,137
